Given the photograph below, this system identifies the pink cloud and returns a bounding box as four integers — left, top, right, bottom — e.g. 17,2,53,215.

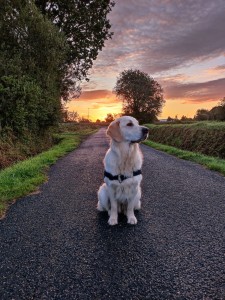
94,0,225,74
164,77,225,103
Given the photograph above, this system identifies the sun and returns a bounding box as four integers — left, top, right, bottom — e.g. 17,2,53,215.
67,93,123,122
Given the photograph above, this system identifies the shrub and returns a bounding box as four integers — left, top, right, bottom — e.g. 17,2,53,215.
146,122,225,158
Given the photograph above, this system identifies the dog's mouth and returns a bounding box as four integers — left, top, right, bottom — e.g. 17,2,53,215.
131,132,149,144
131,127,149,143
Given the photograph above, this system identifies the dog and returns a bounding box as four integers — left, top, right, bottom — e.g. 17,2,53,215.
97,116,149,225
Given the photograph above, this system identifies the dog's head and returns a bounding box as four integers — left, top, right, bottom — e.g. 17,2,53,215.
107,116,149,143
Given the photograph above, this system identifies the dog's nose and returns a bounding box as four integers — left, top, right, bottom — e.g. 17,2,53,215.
142,127,149,135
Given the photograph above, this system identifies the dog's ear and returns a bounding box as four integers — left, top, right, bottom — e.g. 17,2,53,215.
107,121,123,142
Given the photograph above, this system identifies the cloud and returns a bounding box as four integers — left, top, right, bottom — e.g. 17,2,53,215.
74,89,112,100
72,90,120,106
164,77,225,103
157,74,189,84
207,64,225,75
94,0,225,74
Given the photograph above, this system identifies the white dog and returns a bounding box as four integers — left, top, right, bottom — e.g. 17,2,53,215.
97,116,149,225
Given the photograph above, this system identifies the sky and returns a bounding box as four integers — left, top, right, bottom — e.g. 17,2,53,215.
68,0,225,121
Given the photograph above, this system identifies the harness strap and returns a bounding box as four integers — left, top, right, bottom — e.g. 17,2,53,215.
104,170,142,183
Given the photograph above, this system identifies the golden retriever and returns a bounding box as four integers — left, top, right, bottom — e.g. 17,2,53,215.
97,116,149,225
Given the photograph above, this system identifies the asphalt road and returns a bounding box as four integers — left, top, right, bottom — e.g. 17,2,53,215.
0,128,225,300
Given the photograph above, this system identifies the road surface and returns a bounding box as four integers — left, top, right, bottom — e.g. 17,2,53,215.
0,128,225,299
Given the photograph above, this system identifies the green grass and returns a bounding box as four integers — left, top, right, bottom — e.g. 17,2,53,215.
144,140,225,177
0,129,96,217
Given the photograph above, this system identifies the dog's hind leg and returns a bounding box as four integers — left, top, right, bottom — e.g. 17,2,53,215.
97,183,110,212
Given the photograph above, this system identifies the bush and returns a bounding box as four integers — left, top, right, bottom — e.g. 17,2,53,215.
146,122,225,158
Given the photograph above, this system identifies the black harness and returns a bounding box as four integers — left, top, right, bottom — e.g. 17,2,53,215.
104,170,142,183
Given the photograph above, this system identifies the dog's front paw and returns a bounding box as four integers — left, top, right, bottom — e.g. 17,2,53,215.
127,215,137,225
108,216,118,226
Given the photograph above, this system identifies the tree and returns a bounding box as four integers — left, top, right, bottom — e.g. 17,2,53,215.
218,96,225,107
207,97,225,121
215,97,225,121
0,0,67,133
35,0,115,100
181,115,193,122
167,116,173,122
105,113,115,123
194,109,210,121
114,69,165,123
68,111,79,122
79,117,91,123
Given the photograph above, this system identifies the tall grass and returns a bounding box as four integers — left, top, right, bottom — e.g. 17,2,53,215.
0,130,95,217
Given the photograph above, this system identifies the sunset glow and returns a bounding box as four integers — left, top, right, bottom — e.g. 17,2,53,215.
68,92,122,121
67,0,225,121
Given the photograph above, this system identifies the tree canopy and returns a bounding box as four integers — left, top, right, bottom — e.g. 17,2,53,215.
35,0,114,100
114,69,165,123
0,0,114,134
194,97,225,121
0,0,67,133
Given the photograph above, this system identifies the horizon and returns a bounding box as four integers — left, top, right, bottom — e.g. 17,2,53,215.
67,0,225,121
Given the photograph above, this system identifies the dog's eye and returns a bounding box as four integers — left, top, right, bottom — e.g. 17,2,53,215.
127,122,133,127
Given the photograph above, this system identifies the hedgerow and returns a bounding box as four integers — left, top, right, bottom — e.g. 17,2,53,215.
146,122,225,158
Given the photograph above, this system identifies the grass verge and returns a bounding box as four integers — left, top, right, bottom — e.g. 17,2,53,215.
144,140,225,177
0,129,96,217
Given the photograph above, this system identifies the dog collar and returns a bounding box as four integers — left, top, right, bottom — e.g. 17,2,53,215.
104,170,142,183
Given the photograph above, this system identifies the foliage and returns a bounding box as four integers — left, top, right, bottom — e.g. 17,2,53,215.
145,122,225,158
61,106,80,122
0,0,68,134
35,0,115,100
219,96,225,107
114,69,165,124
194,109,210,121
105,113,114,123
194,97,225,121
209,106,225,121
104,113,121,123
0,0,114,136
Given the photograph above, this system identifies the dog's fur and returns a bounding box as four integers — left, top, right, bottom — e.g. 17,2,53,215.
97,116,149,225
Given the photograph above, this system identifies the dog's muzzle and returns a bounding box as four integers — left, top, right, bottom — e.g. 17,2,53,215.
131,127,149,143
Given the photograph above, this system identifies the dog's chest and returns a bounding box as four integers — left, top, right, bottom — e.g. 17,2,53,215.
113,181,138,202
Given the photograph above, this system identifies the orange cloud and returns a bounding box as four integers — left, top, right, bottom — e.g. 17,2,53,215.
206,65,225,75
74,89,112,101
